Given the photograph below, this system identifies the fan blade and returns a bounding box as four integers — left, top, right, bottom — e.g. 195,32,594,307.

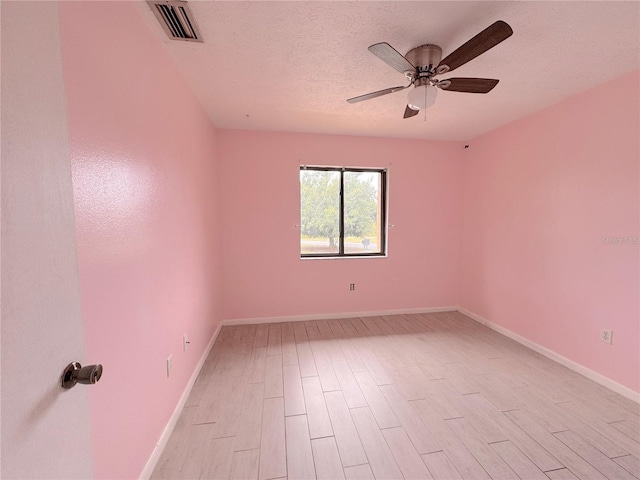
437,20,513,74
346,85,408,104
368,42,415,74
438,78,499,93
403,105,419,118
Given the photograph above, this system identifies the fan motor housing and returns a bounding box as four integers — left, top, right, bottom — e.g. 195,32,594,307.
405,44,442,73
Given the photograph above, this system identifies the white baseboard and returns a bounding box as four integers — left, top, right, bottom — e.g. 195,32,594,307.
458,307,640,404
222,306,457,326
139,322,223,480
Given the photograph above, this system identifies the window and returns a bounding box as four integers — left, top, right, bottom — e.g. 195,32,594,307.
300,166,387,257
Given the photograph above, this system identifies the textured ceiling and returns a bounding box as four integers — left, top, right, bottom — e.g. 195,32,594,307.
137,1,640,141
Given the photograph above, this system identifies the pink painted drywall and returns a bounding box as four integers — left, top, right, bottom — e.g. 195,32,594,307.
218,130,464,320
460,70,640,392
59,3,222,478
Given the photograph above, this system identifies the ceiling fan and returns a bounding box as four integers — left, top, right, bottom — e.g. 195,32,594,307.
347,21,513,118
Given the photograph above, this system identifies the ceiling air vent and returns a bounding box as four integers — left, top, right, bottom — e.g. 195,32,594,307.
148,1,203,42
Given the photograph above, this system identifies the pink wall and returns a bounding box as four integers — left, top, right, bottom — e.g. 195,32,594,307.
460,70,640,392
218,130,464,320
59,3,222,479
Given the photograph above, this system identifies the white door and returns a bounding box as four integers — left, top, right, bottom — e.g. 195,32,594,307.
1,2,95,478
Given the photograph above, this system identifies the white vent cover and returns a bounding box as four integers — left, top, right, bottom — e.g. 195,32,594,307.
148,1,203,42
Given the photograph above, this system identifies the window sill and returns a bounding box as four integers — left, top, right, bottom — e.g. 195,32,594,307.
300,254,388,261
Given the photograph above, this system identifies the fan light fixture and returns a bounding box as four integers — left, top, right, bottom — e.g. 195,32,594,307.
407,84,438,111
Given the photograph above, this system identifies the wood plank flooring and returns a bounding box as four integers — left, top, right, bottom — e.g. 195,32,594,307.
151,312,640,480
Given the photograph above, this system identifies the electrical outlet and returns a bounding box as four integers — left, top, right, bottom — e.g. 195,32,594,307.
167,354,173,377
349,283,355,291
600,329,613,345
183,334,190,352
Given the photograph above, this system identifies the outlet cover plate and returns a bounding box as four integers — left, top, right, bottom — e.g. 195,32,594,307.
601,329,613,345
167,354,173,377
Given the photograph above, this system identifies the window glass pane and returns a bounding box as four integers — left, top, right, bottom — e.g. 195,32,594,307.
300,169,340,255
344,171,382,254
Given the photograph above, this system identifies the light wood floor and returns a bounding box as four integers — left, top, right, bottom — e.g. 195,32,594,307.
151,312,640,480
